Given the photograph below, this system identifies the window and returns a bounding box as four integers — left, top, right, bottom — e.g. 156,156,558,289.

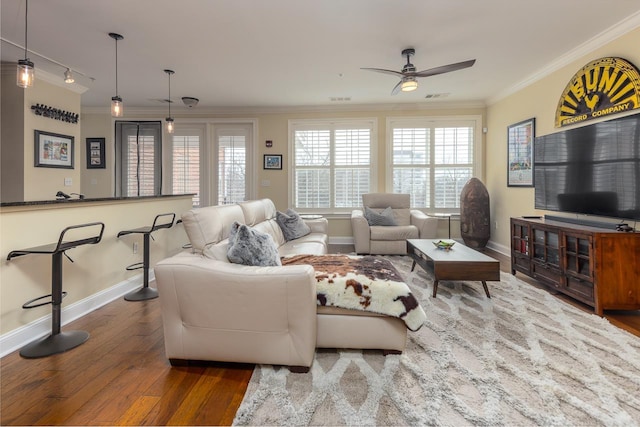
217,134,246,205
171,130,201,207
388,117,481,211
115,121,162,197
214,125,252,205
290,119,376,212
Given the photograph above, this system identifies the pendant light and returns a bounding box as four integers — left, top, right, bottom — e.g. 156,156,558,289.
109,32,124,117
164,69,175,134
16,0,34,88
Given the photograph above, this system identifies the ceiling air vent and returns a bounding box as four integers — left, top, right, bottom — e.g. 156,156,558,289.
424,93,450,99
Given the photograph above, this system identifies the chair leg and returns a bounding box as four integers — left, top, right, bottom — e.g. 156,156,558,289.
125,233,158,301
20,252,89,358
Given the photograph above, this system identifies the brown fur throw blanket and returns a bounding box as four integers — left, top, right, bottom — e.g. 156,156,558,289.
282,254,426,331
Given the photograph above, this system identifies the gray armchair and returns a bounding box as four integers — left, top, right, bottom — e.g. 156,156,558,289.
351,193,438,254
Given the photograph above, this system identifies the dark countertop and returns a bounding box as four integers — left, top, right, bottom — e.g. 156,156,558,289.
1,194,194,208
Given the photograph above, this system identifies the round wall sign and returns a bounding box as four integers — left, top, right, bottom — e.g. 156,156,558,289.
555,57,640,127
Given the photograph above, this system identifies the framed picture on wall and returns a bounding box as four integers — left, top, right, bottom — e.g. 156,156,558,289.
34,130,74,169
86,137,106,169
264,154,282,170
507,118,535,187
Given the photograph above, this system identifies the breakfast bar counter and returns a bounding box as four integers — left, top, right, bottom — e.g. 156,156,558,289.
0,194,194,354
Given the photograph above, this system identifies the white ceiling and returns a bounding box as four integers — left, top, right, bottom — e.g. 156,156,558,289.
2,0,640,111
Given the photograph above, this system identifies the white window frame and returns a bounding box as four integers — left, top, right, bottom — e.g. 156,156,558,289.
167,124,205,207
160,119,257,207
288,118,378,214
385,115,483,213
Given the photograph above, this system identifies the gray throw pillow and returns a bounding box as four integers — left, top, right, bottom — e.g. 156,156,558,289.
364,206,397,226
227,221,282,266
276,209,311,241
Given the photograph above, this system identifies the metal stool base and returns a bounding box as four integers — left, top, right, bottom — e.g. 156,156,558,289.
20,330,89,358
124,286,158,301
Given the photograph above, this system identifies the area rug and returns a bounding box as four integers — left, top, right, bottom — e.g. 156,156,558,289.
233,256,640,426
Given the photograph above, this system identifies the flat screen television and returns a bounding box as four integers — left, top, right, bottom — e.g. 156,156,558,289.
534,112,640,221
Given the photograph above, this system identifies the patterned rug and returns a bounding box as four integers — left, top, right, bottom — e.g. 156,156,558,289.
233,255,640,426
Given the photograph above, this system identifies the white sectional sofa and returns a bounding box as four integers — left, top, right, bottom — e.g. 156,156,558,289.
154,199,408,372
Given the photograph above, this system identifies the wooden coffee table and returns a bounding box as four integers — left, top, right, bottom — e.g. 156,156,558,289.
407,239,500,298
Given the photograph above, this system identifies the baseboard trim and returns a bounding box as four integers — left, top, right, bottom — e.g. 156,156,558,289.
486,240,510,257
0,272,152,358
329,236,354,246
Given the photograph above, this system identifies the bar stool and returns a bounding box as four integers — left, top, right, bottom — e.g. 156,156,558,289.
117,213,175,301
7,222,105,358
175,218,192,250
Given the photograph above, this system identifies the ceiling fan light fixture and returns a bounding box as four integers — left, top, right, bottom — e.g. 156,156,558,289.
401,78,418,92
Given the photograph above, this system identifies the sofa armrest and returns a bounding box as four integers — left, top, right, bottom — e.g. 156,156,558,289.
154,254,317,367
304,217,328,234
410,210,438,239
351,209,371,254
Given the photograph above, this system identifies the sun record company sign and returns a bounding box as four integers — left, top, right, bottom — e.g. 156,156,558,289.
555,57,640,127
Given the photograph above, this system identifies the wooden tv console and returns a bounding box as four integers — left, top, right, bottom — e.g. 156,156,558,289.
510,217,640,316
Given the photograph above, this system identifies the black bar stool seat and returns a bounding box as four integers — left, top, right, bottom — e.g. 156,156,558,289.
7,222,105,358
117,213,175,301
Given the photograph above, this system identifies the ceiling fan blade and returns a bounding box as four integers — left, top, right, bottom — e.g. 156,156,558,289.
361,67,405,77
413,59,476,78
391,80,402,95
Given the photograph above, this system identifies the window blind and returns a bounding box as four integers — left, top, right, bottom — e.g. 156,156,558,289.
171,134,200,207
390,119,477,211
218,134,246,205
292,120,374,211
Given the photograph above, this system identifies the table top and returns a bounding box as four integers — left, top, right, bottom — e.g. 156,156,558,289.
407,239,497,263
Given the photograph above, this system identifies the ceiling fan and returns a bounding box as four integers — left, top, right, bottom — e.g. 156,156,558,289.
362,48,476,95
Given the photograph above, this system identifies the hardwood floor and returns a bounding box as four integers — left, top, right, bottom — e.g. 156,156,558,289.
0,295,253,426
2,246,638,426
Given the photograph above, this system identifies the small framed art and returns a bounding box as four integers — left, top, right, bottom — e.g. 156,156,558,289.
264,154,282,170
34,130,74,169
507,118,535,187
86,137,106,169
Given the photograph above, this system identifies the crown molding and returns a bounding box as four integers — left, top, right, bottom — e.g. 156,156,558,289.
81,100,487,116
487,10,640,105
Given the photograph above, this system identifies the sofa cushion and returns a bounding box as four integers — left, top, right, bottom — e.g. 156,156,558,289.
364,206,397,226
252,219,286,247
181,204,245,253
227,222,282,266
370,224,418,240
276,209,311,241
239,199,277,225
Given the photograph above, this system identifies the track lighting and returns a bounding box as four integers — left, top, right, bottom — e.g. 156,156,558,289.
109,32,124,117
16,0,34,88
164,69,175,134
64,68,74,83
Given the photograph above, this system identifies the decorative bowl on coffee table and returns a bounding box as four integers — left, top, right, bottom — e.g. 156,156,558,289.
433,240,455,251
